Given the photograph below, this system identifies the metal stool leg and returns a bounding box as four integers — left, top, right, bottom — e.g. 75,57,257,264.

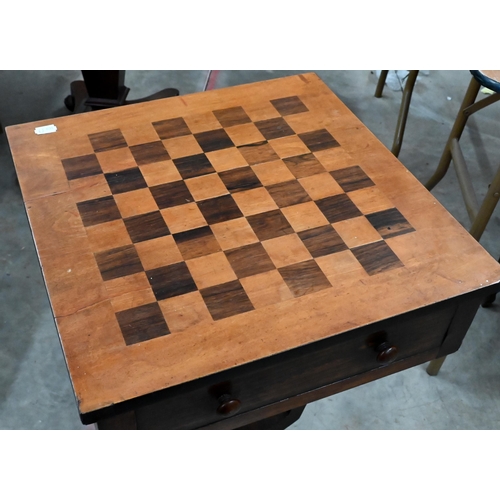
391,70,419,157
374,70,389,98
425,74,500,376
425,76,482,191
468,164,500,240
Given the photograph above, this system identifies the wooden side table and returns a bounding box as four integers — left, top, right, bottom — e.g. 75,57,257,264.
6,73,500,429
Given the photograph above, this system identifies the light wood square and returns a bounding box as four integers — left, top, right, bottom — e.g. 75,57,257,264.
159,291,212,334
114,188,159,218
244,102,282,122
316,250,368,287
185,173,229,201
232,187,279,216
332,216,382,248
140,160,182,186
104,272,150,298
283,113,333,134
347,186,395,215
251,160,296,186
184,112,222,134
96,148,137,174
186,252,237,289
162,135,203,159
299,172,344,200
262,234,311,268
206,148,248,172
86,219,132,253
110,288,156,313
69,174,112,203
313,148,355,171
121,123,160,146
268,135,310,159
211,217,259,250
240,270,293,309
161,203,207,233
135,235,183,270
281,201,329,232
224,123,266,146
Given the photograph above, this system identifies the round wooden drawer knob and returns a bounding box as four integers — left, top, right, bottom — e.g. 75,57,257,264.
217,394,241,415
376,342,398,364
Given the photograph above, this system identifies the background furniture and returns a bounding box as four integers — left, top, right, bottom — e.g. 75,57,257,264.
425,70,500,375
374,70,419,157
65,70,180,113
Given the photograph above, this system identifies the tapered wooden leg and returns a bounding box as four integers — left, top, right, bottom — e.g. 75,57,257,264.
426,356,447,376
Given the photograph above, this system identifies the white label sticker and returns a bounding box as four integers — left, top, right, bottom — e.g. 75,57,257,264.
34,124,57,135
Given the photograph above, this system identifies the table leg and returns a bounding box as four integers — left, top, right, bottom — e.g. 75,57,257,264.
426,356,446,376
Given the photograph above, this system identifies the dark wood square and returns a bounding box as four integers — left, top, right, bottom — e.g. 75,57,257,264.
298,129,340,152
254,117,295,140
123,211,170,243
351,240,404,276
95,245,144,281
213,107,252,128
173,226,221,260
146,262,197,301
219,167,262,193
173,153,215,179
278,260,331,297
270,96,309,116
267,180,311,208
150,180,194,209
129,141,170,166
88,129,127,153
62,154,102,181
283,153,326,179
316,194,363,223
238,141,280,165
366,208,415,239
200,280,254,321
225,242,275,279
194,129,235,153
116,302,170,346
330,166,375,192
197,195,243,224
246,210,295,241
105,167,147,194
153,117,192,140
298,225,348,258
77,196,121,227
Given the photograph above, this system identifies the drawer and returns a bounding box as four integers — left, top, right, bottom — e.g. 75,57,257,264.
133,299,457,429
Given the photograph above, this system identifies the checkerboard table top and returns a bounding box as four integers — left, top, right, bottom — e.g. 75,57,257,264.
7,73,500,418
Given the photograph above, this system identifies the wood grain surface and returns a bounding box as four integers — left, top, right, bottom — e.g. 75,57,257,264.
7,73,500,422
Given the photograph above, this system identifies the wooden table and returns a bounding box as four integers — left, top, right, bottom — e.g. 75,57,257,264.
7,73,500,429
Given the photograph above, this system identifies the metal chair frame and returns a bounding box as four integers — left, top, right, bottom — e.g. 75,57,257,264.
375,70,500,376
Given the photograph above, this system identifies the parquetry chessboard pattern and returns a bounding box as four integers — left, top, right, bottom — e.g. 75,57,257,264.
62,96,415,346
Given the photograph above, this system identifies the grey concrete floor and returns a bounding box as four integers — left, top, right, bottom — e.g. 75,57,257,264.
0,70,499,430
